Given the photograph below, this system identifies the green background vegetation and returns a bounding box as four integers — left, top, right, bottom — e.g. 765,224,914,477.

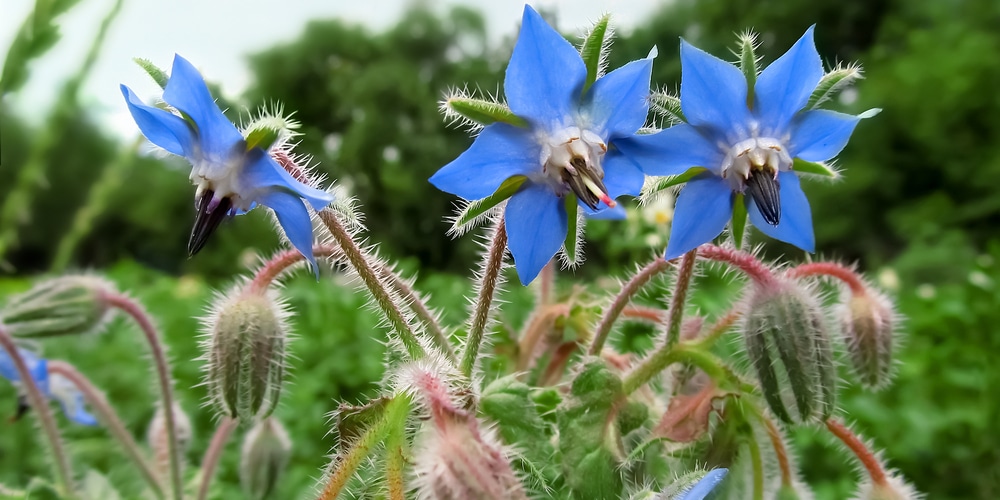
1,0,998,498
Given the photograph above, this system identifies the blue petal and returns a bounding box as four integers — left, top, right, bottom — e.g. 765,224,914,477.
679,40,753,140
430,124,538,200
754,27,824,134
747,171,814,251
585,58,652,139
162,55,244,157
258,190,320,276
665,174,733,259
242,149,334,210
0,348,47,388
613,124,723,176
505,183,567,284
505,5,586,127
584,204,626,220
48,375,98,426
121,85,195,157
602,149,645,198
679,468,729,500
789,109,863,162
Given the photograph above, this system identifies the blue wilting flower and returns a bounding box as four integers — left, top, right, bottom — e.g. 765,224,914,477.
430,6,653,284
618,28,875,258
679,468,728,500
0,347,97,425
121,55,333,269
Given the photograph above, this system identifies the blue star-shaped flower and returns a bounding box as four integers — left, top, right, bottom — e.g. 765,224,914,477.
121,55,333,269
1,347,97,426
430,6,653,284
618,28,871,259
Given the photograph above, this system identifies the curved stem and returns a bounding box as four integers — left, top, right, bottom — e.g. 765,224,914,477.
538,260,555,305
623,344,728,395
588,257,671,356
825,418,887,486
516,304,569,372
621,306,667,324
106,293,183,500
384,405,407,500
461,221,507,377
746,429,765,500
195,417,237,500
786,262,866,294
698,244,776,286
692,307,743,350
318,210,425,359
664,250,698,348
47,361,164,498
0,329,74,496
757,409,792,486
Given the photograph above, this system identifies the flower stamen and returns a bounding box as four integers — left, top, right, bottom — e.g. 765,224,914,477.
189,189,233,255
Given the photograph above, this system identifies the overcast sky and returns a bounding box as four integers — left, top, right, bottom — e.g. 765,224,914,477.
1,0,662,138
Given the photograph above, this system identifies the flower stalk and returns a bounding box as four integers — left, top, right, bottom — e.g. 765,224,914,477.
588,257,672,355
196,417,238,500
461,220,507,377
665,250,698,347
825,418,888,486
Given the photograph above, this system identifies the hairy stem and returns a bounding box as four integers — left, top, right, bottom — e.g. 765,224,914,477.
747,430,765,500
759,411,792,486
698,244,776,286
825,418,887,485
47,361,164,498
588,257,671,355
461,221,507,377
516,304,569,372
319,210,425,359
665,250,698,348
621,306,667,324
538,260,555,305
0,328,74,496
384,405,407,500
692,308,743,350
623,344,728,395
106,293,183,500
318,396,410,500
195,417,237,500
786,262,866,294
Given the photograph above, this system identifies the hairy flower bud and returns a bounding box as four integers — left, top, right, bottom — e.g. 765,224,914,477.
240,417,291,500
147,403,192,479
203,289,289,421
838,287,896,389
851,474,924,500
743,281,836,423
1,276,113,338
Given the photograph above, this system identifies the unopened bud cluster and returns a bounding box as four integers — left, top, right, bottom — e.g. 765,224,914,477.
202,287,290,421
0,275,113,338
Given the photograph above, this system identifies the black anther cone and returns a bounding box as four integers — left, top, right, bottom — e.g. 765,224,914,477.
746,171,781,226
188,190,232,256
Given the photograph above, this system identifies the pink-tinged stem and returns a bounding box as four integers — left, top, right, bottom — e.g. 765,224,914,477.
106,293,183,500
195,417,238,500
517,304,570,372
698,244,776,286
461,221,507,377
786,262,866,294
826,418,888,485
0,328,74,495
47,361,164,498
665,250,698,348
587,257,672,356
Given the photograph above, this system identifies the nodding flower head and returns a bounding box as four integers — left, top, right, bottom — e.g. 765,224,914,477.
0,348,97,425
619,27,876,258
121,55,333,271
430,6,655,284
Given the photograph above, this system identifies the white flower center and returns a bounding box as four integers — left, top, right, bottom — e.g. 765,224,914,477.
719,136,792,191
538,126,615,210
190,148,254,212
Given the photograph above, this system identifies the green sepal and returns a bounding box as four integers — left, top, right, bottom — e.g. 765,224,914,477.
245,126,280,151
23,478,60,500
451,175,527,233
649,92,686,124
133,57,168,89
82,470,122,500
557,360,625,499
335,397,389,445
731,193,747,249
563,194,580,265
580,14,611,93
445,96,528,128
806,64,863,109
643,167,707,197
792,158,839,179
737,31,760,108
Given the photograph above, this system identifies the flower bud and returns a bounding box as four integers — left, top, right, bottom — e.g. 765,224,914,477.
203,289,289,421
743,281,836,423
147,402,192,480
851,474,923,500
1,276,113,338
240,417,291,500
838,288,896,389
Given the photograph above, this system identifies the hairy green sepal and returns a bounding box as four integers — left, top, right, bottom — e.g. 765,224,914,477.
580,14,611,93
643,167,707,197
133,57,168,89
792,158,839,178
446,97,528,128
451,175,527,232
245,126,280,151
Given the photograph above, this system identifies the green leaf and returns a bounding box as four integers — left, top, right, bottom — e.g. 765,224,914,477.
82,470,121,500
731,193,747,249
450,176,527,233
792,158,839,178
563,194,580,265
133,57,168,89
649,92,686,124
481,376,558,487
579,14,611,93
245,126,280,151
643,167,707,197
557,360,625,499
445,96,528,128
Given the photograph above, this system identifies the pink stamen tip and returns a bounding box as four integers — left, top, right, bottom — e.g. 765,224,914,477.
600,194,616,208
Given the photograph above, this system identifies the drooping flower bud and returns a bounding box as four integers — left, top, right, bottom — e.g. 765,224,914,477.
838,287,897,389
202,287,289,421
742,280,836,423
147,402,192,480
851,474,924,500
1,276,113,338
240,417,291,500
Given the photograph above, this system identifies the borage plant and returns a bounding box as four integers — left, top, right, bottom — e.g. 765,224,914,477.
0,5,919,500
